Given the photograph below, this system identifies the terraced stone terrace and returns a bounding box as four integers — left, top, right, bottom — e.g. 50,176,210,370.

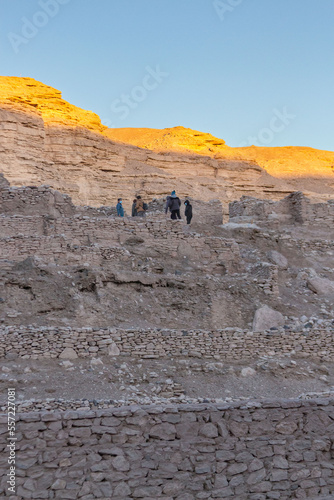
0,179,334,499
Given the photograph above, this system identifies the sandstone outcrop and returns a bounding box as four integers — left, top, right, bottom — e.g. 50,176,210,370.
107,126,334,197
0,76,104,132
1,76,334,214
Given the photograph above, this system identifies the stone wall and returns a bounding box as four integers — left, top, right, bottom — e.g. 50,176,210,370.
0,214,240,271
249,262,279,296
229,192,334,227
1,324,333,362
0,180,234,270
0,181,224,226
1,399,333,499
0,173,10,188
0,185,75,217
0,182,121,219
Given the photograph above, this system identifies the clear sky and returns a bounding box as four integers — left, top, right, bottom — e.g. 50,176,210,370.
0,0,333,150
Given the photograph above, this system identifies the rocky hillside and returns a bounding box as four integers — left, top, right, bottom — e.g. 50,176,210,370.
0,76,334,211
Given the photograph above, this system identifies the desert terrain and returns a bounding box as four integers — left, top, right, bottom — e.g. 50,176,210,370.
0,77,333,500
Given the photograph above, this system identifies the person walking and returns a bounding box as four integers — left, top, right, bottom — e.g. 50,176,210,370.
135,195,146,217
184,200,193,224
167,191,182,220
116,198,124,217
132,198,137,217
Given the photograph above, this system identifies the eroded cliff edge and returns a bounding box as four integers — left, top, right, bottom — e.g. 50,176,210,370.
1,76,334,210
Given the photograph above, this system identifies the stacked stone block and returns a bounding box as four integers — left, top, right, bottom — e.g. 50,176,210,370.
0,400,333,499
1,325,333,362
0,214,240,271
229,192,334,227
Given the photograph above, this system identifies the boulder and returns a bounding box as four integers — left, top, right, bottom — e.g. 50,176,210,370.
267,250,288,269
253,305,284,332
307,277,334,295
241,367,256,377
59,347,78,360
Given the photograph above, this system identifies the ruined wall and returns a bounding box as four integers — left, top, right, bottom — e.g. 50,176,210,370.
1,324,334,362
0,173,10,188
1,399,333,499
229,192,334,227
0,182,223,226
0,214,240,271
0,185,75,217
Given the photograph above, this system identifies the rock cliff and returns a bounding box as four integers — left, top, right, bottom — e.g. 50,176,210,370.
1,76,333,212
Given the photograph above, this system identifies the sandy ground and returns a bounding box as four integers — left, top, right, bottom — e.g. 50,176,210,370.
0,355,333,406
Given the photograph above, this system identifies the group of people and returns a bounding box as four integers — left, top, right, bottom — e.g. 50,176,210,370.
116,190,193,224
116,195,147,218
165,191,193,225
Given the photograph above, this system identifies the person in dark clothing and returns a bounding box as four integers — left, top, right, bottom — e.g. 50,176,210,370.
167,191,181,220
184,200,193,224
132,199,137,217
116,198,124,217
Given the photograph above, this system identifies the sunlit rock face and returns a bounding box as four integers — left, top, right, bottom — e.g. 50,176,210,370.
105,126,227,155
0,76,333,211
0,76,104,132
107,127,334,196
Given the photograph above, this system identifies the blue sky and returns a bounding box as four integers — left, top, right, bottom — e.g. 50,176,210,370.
0,0,333,150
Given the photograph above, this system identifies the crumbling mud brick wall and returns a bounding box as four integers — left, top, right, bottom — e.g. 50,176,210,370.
0,399,333,499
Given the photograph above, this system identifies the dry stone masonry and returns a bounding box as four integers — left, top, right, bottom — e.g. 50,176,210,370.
0,173,334,499
0,399,334,499
1,324,334,363
229,192,334,228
